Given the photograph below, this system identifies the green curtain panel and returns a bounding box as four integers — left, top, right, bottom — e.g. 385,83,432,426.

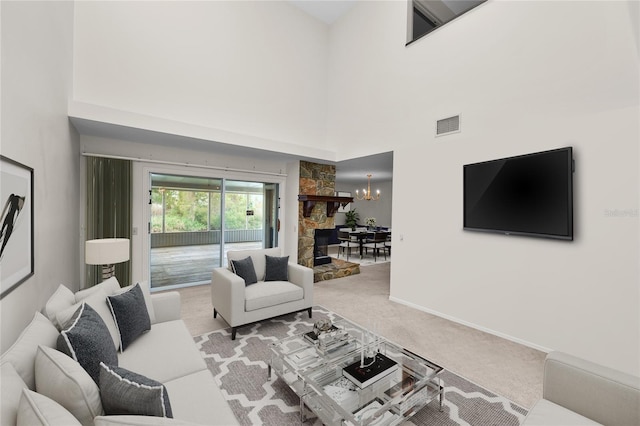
86,157,132,287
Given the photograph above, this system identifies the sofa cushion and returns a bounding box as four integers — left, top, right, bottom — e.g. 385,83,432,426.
44,284,76,329
107,283,151,351
264,255,289,282
1,362,28,426
245,281,303,312
0,311,59,390
523,399,602,425
56,288,120,351
117,320,206,384
35,346,103,426
230,256,258,286
228,247,280,281
74,276,121,301
57,303,118,384
164,370,238,425
17,389,82,426
99,363,172,418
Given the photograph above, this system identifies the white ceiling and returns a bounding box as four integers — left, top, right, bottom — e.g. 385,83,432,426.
288,0,357,24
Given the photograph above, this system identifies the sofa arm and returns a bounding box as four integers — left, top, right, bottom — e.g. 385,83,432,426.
541,351,640,426
150,291,181,324
288,263,313,297
211,268,246,327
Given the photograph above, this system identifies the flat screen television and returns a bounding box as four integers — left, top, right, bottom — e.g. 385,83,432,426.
463,147,574,240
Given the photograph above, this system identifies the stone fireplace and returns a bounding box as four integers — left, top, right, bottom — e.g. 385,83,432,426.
298,161,360,282
297,161,336,269
313,229,332,266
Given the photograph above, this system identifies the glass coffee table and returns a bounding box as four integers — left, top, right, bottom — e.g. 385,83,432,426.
268,318,444,425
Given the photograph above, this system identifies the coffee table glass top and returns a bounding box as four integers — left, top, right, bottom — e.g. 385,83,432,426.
268,318,444,426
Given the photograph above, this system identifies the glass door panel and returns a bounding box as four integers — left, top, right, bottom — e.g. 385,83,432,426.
149,173,222,289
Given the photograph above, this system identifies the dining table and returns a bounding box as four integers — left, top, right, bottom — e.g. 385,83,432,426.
348,229,390,258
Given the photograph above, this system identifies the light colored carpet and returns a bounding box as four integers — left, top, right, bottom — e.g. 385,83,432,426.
171,262,544,410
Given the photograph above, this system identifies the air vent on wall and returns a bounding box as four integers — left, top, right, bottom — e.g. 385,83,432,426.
436,115,460,136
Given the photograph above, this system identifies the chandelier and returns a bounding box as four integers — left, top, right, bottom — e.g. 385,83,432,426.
355,174,380,201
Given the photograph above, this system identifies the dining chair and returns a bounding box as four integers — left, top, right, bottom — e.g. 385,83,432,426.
337,230,357,261
363,232,388,262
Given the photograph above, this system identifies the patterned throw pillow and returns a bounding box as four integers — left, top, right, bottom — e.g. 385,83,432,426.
264,255,289,282
57,303,118,384
106,283,151,351
99,363,172,418
230,256,258,286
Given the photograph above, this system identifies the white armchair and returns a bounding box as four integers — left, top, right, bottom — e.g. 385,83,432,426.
211,247,313,340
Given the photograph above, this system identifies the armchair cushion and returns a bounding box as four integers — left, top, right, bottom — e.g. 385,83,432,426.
264,255,289,282
245,281,303,312
230,256,258,286
227,247,281,281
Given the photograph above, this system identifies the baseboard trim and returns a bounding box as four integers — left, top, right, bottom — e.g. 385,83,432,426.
388,296,552,353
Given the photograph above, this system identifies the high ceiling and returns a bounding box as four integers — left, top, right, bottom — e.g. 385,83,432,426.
288,0,357,24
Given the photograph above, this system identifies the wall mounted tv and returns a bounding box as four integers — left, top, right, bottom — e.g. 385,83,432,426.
463,147,574,240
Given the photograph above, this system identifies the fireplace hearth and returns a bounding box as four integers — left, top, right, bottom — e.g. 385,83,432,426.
313,229,333,266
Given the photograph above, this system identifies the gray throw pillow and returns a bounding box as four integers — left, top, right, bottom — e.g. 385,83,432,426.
99,363,172,418
230,256,258,286
264,255,289,282
57,303,118,385
106,283,150,351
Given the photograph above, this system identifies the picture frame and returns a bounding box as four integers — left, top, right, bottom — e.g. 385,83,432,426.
1,155,34,299
336,191,351,213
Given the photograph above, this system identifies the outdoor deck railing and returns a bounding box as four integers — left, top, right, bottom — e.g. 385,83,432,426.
151,229,262,248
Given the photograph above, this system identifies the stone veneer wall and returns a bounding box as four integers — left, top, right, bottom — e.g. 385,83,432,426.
298,161,336,268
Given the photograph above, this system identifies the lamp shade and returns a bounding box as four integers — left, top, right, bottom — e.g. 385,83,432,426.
85,238,130,265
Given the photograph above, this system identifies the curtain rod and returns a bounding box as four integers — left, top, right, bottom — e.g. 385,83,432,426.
81,152,288,177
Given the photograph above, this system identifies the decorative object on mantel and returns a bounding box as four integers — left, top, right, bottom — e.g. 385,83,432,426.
355,174,380,201
85,238,130,279
298,194,354,218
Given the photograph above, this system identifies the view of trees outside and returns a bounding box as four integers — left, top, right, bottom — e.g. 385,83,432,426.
151,188,263,233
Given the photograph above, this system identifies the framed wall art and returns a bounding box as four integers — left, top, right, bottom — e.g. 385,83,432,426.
1,155,34,299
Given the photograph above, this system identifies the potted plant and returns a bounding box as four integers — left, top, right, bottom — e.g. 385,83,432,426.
345,209,359,230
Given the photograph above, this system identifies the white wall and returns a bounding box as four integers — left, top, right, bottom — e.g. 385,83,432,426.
0,1,79,352
73,1,330,152
327,1,639,374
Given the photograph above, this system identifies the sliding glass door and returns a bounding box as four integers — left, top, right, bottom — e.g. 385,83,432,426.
149,173,278,290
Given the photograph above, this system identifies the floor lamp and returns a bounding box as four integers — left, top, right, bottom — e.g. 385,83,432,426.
85,238,130,280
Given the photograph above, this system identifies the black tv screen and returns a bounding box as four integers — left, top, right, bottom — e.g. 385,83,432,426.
464,147,574,240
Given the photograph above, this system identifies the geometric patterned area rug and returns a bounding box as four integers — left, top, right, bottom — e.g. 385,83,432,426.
194,306,528,425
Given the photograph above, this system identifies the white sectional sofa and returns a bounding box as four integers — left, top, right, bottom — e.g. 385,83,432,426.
523,351,640,426
1,278,238,426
